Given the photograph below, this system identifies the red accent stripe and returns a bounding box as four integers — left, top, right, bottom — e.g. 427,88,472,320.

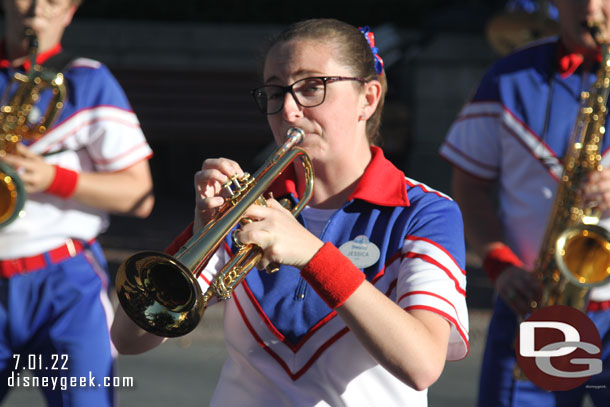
441,140,498,172
233,291,350,381
404,178,450,200
405,304,469,359
240,282,339,353
441,155,496,183
403,252,466,296
400,290,468,333
35,106,141,152
405,235,466,275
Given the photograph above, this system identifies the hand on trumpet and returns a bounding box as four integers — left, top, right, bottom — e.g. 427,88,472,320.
193,156,323,270
237,199,324,270
0,143,55,193
194,157,245,231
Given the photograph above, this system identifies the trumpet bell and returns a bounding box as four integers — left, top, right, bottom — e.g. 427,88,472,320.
116,251,205,337
555,224,610,287
0,162,25,227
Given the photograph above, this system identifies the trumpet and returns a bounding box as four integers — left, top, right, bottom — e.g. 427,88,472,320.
116,127,314,337
0,29,67,227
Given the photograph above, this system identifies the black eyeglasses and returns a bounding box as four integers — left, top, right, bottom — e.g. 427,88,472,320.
251,76,366,115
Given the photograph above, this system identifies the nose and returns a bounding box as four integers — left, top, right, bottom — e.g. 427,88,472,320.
281,90,303,122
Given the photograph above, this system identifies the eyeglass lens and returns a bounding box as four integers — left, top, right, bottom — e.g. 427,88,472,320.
255,77,327,114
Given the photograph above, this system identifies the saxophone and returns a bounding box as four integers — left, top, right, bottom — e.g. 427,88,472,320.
534,22,610,312
0,29,67,227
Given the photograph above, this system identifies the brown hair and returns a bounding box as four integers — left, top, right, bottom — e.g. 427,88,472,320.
263,18,387,146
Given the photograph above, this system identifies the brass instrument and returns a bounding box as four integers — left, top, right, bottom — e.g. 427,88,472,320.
116,127,314,337
534,22,610,312
0,29,67,227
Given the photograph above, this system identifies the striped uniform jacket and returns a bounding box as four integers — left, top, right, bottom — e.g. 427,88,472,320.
440,38,610,301
190,146,468,407
0,44,153,258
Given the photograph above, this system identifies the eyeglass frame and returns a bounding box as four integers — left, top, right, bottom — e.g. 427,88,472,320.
250,76,367,115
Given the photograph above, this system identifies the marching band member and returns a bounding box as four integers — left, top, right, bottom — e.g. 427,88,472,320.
441,0,610,405
0,0,153,405
113,18,467,406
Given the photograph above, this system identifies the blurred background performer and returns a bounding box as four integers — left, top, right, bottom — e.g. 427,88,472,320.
441,0,610,405
112,18,468,407
486,0,559,55
0,0,153,406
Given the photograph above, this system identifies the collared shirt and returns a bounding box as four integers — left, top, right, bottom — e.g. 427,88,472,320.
440,37,610,300
0,41,153,258
195,146,468,406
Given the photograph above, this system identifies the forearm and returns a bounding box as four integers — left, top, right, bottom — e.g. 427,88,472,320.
72,161,154,217
337,282,450,391
451,168,505,258
110,306,166,354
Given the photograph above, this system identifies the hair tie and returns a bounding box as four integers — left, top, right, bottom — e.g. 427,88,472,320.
358,26,384,75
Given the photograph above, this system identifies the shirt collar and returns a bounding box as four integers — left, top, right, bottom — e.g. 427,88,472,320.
557,40,601,79
269,146,410,207
0,40,62,71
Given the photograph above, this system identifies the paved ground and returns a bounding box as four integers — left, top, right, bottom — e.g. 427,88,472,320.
3,306,491,407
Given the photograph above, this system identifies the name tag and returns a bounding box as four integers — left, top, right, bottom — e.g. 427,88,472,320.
339,235,380,269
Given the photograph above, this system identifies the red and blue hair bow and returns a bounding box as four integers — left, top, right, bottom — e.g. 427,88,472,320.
359,26,384,75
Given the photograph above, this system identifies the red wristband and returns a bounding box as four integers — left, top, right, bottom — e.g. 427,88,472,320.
45,165,79,198
300,242,365,309
165,222,194,255
482,245,523,284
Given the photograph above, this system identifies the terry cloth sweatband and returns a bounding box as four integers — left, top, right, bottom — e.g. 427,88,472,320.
300,242,365,309
45,165,78,198
482,245,523,284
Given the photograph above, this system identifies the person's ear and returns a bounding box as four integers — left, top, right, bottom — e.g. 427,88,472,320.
360,80,382,121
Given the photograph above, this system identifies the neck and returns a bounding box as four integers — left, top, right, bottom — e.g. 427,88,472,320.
296,143,372,209
562,34,600,65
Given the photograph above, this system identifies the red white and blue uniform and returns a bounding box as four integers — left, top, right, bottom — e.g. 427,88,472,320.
441,38,610,406
0,44,152,407
175,147,468,406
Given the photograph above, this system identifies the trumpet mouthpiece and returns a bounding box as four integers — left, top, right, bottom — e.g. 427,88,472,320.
287,127,305,143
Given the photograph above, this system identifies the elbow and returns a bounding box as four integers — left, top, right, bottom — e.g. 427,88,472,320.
409,367,443,392
393,359,445,392
131,193,155,218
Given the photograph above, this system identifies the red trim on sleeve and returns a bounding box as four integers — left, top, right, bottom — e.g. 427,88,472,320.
300,242,365,309
45,165,79,198
482,245,523,284
165,222,194,255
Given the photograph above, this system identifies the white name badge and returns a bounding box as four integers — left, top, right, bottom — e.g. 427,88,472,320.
339,235,380,269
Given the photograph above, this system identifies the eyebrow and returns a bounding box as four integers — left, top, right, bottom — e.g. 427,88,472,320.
264,69,326,85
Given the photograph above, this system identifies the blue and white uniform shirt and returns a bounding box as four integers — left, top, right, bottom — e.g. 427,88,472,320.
198,146,469,407
0,44,152,258
440,38,610,300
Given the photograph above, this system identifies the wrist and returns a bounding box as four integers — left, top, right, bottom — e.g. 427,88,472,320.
300,242,365,309
482,244,523,285
45,165,79,198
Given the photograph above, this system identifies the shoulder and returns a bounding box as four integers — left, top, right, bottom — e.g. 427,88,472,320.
404,177,462,222
474,38,557,101
63,57,131,108
64,57,115,81
405,177,454,205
